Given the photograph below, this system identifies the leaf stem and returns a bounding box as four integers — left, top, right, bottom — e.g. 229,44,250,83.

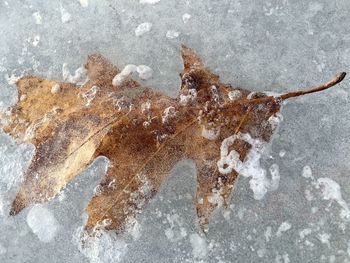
239,72,346,106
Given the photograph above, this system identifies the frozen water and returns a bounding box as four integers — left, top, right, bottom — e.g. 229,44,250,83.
135,22,152,37
1,0,350,262
26,205,59,243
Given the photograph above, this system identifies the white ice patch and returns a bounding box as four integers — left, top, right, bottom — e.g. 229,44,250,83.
182,13,191,23
164,213,187,242
162,106,176,124
5,73,22,85
32,12,42,24
62,64,88,85
299,228,312,239
315,177,350,220
189,233,207,260
139,0,160,4
79,0,89,7
275,253,290,263
166,30,180,39
26,205,59,243
76,227,128,263
82,86,100,107
125,217,141,240
201,126,220,140
51,83,61,94
217,133,280,200
179,89,197,106
317,233,331,248
0,140,32,194
228,90,242,101
268,112,283,130
32,35,40,47
302,165,314,179
135,22,152,37
60,6,72,23
265,226,272,242
136,65,153,80
276,221,291,237
112,64,153,86
279,149,286,158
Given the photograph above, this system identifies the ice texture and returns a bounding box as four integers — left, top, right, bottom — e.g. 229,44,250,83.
26,205,59,243
0,0,350,262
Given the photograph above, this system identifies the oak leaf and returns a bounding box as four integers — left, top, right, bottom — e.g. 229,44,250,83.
0,46,346,235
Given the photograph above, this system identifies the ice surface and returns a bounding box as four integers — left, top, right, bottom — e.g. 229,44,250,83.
0,0,350,262
26,205,59,243
135,23,152,37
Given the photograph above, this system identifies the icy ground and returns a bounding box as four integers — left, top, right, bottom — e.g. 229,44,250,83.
1,0,350,262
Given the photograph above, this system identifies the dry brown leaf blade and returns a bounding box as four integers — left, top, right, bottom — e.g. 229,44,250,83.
0,45,346,237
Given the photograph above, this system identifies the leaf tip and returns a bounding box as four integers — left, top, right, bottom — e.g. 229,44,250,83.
9,194,26,216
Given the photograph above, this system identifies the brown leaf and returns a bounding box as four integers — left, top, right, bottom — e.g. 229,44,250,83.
0,46,346,236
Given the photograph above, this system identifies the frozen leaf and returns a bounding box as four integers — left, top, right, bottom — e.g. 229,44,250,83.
0,46,346,236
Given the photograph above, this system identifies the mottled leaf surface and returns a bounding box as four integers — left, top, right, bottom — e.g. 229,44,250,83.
0,46,345,235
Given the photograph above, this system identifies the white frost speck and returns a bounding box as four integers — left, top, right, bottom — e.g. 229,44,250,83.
82,86,100,106
126,218,141,240
268,112,283,130
62,64,88,85
26,205,59,243
112,64,153,86
299,228,312,239
189,233,207,259
315,177,350,220
139,0,160,4
317,233,331,248
51,83,61,94
136,65,153,80
79,0,89,7
182,13,191,23
113,64,137,86
201,126,220,140
276,221,291,237
5,73,22,85
217,133,280,200
179,89,197,106
32,35,40,47
257,248,266,258
302,165,313,179
162,106,176,124
32,12,42,24
77,227,128,263
164,213,187,242
265,226,272,242
135,22,152,37
166,30,180,39
279,149,286,158
228,90,242,101
60,6,72,23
